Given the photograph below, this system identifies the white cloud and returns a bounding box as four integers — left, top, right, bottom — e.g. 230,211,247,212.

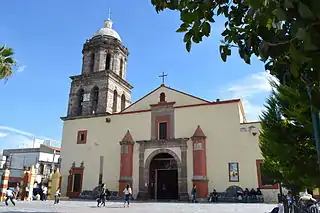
0,126,60,149
0,132,8,138
221,71,277,121
17,65,26,73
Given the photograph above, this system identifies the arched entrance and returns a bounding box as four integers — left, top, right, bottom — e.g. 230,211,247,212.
148,152,178,200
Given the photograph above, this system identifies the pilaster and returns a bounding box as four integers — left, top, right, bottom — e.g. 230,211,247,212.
119,130,135,196
0,168,10,201
191,125,208,198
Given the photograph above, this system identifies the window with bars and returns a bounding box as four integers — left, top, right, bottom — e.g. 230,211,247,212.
159,122,167,140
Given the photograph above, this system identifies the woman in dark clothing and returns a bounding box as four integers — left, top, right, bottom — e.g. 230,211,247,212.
97,184,106,207
191,185,197,203
250,188,257,201
105,187,111,201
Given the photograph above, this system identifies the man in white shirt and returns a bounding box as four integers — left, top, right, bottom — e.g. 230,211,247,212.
5,188,16,206
42,185,48,201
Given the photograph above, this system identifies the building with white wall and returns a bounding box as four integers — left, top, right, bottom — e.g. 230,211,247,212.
2,144,60,186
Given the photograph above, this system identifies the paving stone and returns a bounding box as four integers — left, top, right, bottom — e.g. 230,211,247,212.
0,200,275,213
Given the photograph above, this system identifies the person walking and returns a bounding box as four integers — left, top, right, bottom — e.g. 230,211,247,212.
54,188,61,204
97,184,106,207
191,185,197,203
14,183,20,200
25,184,30,201
123,184,132,208
42,185,48,201
5,188,16,206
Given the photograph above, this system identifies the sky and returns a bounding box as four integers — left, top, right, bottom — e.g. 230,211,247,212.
0,0,276,150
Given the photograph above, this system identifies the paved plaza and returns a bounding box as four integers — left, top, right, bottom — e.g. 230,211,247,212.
0,200,274,213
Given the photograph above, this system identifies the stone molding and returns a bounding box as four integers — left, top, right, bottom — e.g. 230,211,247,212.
192,176,209,181
119,177,133,182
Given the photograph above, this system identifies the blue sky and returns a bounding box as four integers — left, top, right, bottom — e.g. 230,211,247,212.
0,0,275,149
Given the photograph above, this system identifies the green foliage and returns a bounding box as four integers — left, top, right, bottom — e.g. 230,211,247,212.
259,80,320,191
0,45,16,80
151,0,320,91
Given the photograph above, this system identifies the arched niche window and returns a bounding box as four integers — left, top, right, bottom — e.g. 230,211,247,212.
77,89,84,116
121,94,126,111
160,92,166,102
119,58,124,78
106,53,111,70
90,53,95,73
91,86,99,114
113,90,118,113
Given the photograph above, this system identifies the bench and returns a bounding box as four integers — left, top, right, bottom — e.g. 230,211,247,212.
208,186,264,203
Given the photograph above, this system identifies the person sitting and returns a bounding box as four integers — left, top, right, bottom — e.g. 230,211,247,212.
243,188,250,202
32,193,41,200
256,188,263,202
208,189,218,202
250,188,257,201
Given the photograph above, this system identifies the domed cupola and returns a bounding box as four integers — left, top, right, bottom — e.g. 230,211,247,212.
92,19,121,42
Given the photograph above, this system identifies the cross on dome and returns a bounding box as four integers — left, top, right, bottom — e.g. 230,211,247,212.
92,10,121,41
104,8,112,29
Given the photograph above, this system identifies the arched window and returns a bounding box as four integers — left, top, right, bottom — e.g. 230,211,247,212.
160,92,166,102
106,53,111,70
121,94,126,111
91,86,99,114
113,90,118,113
119,58,123,78
90,53,95,72
77,89,84,116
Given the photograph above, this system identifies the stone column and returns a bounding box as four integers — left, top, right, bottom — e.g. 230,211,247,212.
138,143,145,200
0,168,10,201
119,130,135,196
191,125,208,199
179,144,189,201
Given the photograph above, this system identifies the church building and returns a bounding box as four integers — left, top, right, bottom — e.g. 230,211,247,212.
60,18,280,202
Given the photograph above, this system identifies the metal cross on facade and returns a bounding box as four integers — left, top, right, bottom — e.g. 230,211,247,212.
159,72,168,85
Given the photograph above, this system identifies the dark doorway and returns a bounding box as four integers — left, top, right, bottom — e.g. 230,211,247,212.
148,153,178,200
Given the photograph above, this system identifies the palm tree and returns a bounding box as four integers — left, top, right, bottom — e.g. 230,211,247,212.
0,45,16,80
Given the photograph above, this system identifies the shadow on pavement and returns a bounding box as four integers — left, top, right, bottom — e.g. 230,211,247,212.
89,205,124,209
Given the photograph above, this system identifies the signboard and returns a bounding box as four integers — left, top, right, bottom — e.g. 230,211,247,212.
83,93,90,102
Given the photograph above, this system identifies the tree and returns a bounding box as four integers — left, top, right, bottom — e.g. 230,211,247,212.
259,80,320,193
151,0,320,86
0,45,16,80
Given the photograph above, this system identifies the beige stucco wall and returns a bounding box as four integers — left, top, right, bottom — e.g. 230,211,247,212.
123,86,208,112
60,88,278,202
60,111,151,196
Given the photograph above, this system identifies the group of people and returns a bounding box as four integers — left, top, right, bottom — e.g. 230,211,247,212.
239,188,263,202
4,183,61,207
96,184,132,208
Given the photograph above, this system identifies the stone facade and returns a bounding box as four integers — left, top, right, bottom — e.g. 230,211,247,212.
65,21,133,118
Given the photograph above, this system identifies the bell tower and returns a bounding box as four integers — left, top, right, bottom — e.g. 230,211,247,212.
66,18,133,118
